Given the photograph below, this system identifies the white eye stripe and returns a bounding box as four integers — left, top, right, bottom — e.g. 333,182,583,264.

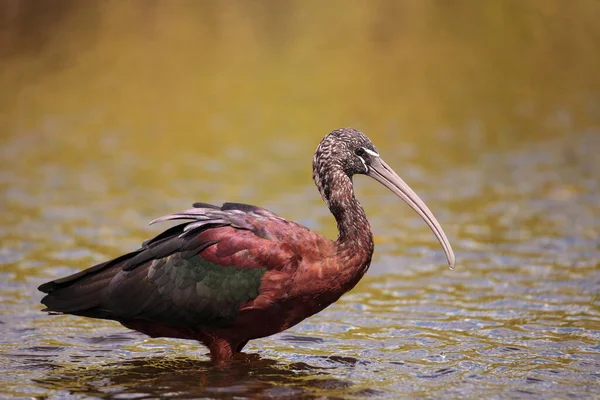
358,156,368,172
363,148,379,157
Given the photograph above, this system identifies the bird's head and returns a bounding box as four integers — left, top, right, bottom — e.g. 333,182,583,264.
313,127,455,269
313,127,379,177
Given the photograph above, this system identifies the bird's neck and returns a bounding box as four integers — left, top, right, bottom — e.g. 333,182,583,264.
319,169,374,260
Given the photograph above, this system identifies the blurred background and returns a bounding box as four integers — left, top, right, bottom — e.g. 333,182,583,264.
1,1,599,399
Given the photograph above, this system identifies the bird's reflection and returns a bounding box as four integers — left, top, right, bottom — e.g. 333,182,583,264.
36,353,353,399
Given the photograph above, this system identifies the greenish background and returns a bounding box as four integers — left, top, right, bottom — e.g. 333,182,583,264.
1,1,599,398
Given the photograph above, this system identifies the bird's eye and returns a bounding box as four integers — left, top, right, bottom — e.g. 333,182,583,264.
355,147,366,157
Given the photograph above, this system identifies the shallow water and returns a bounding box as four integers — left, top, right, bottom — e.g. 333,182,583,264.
1,2,600,399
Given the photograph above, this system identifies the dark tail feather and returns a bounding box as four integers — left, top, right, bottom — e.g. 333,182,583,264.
40,274,114,313
38,251,140,315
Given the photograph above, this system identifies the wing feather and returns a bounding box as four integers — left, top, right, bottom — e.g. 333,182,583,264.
39,201,302,329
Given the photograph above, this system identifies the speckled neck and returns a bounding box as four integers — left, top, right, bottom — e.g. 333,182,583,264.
314,163,374,256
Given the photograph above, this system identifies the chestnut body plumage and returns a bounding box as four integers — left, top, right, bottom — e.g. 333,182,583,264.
39,128,455,364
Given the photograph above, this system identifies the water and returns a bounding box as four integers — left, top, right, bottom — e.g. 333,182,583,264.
1,2,599,399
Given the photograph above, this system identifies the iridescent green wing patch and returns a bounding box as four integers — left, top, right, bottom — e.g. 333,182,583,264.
121,254,267,328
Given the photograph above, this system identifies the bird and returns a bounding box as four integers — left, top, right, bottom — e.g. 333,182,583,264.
39,128,455,365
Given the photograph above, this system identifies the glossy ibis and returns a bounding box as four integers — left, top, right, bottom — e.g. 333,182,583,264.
39,128,455,364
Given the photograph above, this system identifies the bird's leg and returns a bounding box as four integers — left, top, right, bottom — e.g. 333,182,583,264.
207,337,235,366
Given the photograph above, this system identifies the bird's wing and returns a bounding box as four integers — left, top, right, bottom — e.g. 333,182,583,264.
39,202,309,328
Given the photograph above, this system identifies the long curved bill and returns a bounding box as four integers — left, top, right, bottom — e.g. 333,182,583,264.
367,157,456,269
